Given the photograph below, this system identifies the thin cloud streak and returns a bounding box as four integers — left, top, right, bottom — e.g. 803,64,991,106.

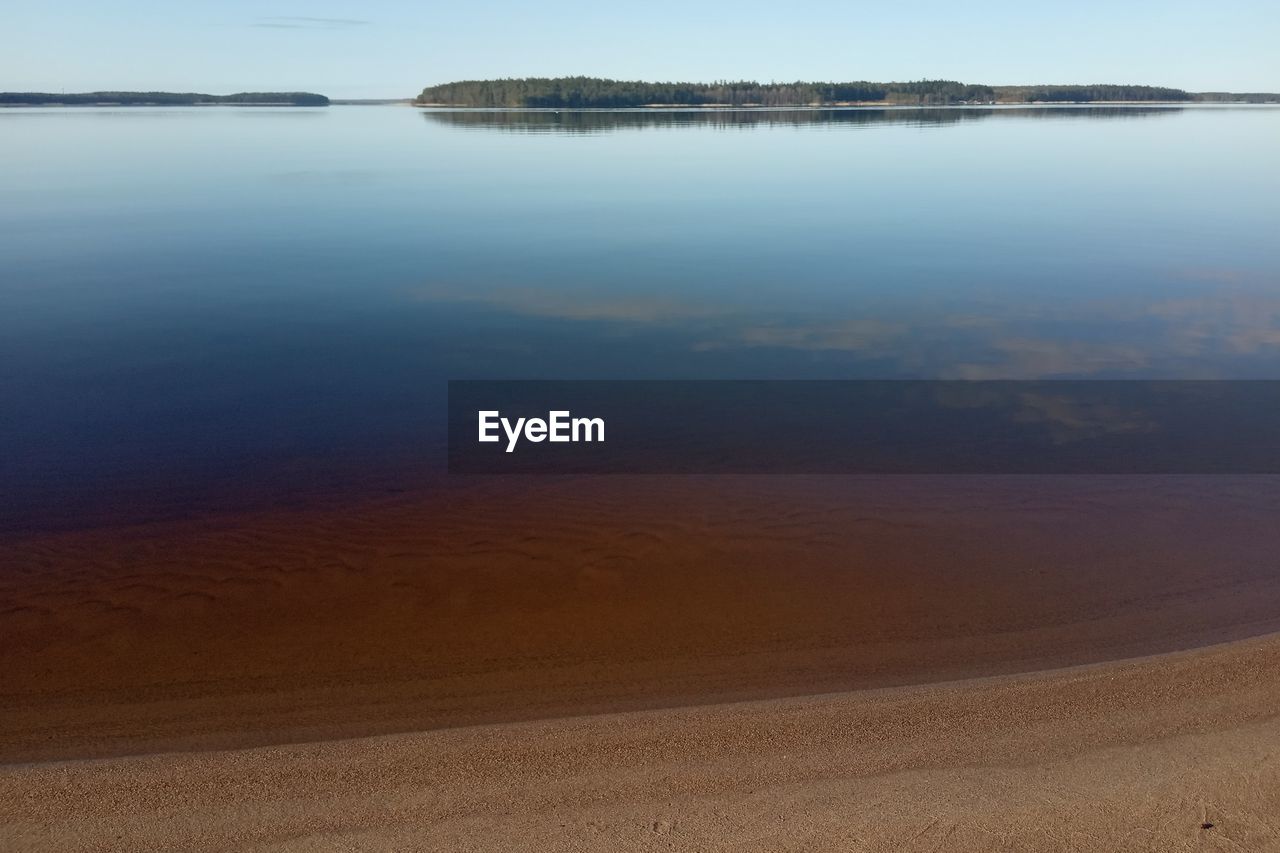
252,16,371,30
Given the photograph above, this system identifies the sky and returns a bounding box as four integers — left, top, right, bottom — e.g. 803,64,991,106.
3,0,1278,99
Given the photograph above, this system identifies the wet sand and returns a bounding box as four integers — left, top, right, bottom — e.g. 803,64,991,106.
3,632,1279,850
3,476,1280,848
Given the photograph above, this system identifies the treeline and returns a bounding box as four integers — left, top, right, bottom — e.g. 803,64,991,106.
0,91,330,106
994,84,1190,102
1194,91,1280,103
416,77,1204,108
417,78,996,107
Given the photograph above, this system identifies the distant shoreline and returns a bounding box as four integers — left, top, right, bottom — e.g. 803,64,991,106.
415,77,1280,108
0,91,330,107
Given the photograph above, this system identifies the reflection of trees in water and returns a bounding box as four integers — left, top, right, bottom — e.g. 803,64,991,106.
420,106,1183,135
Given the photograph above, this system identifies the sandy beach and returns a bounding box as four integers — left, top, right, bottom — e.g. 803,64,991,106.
3,476,1280,849
3,633,1279,851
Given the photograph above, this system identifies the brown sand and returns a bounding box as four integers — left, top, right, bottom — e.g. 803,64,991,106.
3,475,1280,848
3,633,1279,851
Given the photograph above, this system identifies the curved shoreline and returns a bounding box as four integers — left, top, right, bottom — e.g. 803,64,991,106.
5,476,1280,765
4,629,1279,850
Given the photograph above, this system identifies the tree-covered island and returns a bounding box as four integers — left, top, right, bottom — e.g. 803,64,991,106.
416,77,1276,107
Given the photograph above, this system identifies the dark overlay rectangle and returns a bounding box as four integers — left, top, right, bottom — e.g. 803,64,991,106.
447,381,1280,474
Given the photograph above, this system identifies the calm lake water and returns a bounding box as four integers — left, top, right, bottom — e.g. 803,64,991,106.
2,105,1279,527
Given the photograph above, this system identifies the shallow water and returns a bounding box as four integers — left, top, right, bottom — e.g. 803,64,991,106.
2,105,1279,527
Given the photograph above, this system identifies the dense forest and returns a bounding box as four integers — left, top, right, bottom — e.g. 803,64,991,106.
0,91,329,106
415,78,1214,108
994,84,1189,102
1194,91,1280,103
417,78,995,107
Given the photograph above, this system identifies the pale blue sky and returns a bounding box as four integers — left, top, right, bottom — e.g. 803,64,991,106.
3,0,1278,98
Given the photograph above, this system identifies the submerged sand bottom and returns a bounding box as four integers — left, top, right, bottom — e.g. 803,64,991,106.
3,476,1280,850
6,477,1280,763
3,632,1279,851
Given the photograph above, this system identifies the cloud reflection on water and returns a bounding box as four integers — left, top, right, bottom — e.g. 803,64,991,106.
414,268,1280,379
